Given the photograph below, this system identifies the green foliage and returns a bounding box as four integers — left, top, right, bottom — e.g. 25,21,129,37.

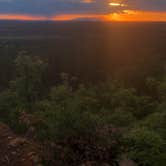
141,112,166,139
10,53,47,111
50,84,72,108
98,82,156,119
0,55,166,165
35,88,100,140
103,109,136,127
125,127,166,166
0,90,27,133
0,90,17,122
52,110,98,139
157,77,166,101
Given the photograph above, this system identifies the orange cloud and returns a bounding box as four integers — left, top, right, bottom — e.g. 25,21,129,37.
81,0,94,3
0,11,166,22
52,12,166,22
0,14,48,21
52,14,105,21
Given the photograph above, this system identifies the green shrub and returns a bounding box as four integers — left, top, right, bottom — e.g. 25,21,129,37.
102,109,136,127
35,106,99,140
125,127,166,166
142,112,166,139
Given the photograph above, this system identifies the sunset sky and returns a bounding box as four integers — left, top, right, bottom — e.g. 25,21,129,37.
0,0,166,21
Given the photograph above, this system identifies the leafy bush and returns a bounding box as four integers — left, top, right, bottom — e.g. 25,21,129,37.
141,112,166,139
125,127,166,166
10,53,48,111
35,99,99,140
102,109,136,127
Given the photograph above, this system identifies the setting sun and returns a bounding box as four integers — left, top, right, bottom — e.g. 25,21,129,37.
105,10,166,22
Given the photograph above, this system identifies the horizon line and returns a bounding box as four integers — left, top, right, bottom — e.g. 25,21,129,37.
0,11,166,22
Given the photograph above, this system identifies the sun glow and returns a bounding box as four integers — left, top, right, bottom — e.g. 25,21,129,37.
105,10,166,22
109,2,127,7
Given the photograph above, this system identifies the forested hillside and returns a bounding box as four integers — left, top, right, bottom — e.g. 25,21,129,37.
0,54,165,165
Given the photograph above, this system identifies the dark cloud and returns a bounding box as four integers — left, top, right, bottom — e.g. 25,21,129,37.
0,0,165,15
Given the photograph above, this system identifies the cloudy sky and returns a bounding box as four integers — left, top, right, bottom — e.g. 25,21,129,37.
0,0,165,21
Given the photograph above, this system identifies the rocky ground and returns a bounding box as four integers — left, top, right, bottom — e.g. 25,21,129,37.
0,122,43,166
0,121,136,166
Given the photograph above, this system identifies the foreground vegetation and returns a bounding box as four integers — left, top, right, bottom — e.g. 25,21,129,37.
0,54,166,165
